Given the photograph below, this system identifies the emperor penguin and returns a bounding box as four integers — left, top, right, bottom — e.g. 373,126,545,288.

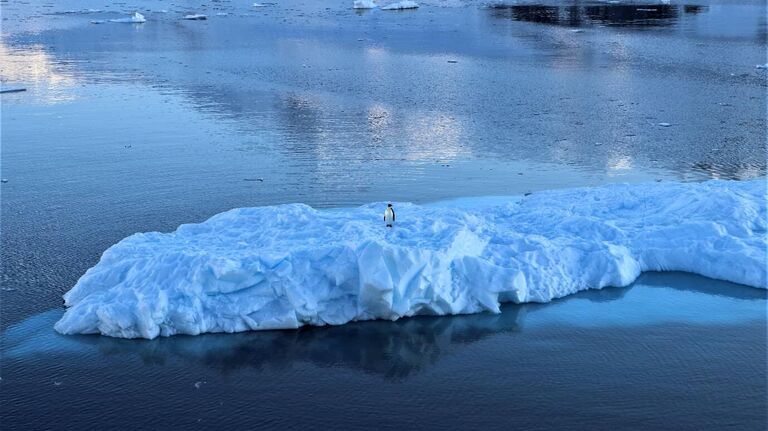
384,203,395,228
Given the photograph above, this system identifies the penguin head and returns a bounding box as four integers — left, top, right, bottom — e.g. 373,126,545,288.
387,203,392,207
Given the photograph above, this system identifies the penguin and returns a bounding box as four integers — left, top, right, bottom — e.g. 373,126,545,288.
384,203,395,228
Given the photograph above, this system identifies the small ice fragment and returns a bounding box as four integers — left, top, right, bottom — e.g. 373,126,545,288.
447,60,458,63
381,1,419,10
0,179,8,183
756,64,768,69
216,12,228,16
570,29,584,33
253,2,266,7
244,178,264,182
90,20,106,24
353,0,377,8
658,122,672,127
183,14,207,20
109,12,146,23
54,381,62,386
194,381,203,389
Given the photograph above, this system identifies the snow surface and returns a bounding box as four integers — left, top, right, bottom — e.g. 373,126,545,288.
109,12,146,23
381,1,419,10
55,179,767,339
354,0,378,9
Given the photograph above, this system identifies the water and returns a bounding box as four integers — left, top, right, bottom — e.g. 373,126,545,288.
3,273,766,429
1,0,766,428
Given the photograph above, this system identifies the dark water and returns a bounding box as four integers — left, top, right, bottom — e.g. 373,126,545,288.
1,0,766,428
3,273,766,430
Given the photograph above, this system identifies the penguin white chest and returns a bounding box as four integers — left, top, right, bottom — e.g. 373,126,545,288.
384,207,395,227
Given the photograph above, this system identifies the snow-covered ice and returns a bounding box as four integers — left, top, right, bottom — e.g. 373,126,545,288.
182,14,208,20
381,1,419,10
354,0,378,9
54,179,767,339
109,12,146,23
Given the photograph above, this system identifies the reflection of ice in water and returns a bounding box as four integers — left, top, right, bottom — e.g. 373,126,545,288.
0,43,78,104
4,273,764,379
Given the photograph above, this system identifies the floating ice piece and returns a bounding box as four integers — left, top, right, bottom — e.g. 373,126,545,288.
756,64,768,69
109,12,146,23
658,122,672,127
182,14,208,20
90,20,106,24
381,1,419,10
253,2,266,7
354,0,377,9
54,179,767,339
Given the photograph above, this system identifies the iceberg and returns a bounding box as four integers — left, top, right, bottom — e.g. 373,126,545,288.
354,0,378,9
55,179,767,339
381,1,419,10
182,14,208,20
109,12,146,23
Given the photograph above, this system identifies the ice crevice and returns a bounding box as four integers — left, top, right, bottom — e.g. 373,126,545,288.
54,179,767,339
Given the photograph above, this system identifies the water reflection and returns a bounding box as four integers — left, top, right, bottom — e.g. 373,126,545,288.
691,161,766,180
0,42,78,103
489,3,686,28
4,273,764,380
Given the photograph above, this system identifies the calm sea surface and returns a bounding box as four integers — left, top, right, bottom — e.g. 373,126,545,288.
1,0,766,429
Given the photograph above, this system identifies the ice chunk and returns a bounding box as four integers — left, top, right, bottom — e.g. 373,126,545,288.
54,179,767,339
381,1,419,10
182,14,208,20
354,0,378,9
109,12,146,23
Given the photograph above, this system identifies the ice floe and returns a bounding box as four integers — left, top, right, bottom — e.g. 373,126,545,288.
381,1,419,10
109,12,146,23
354,0,378,9
54,179,767,339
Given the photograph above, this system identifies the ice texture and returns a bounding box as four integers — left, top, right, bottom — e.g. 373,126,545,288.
109,12,146,23
381,1,419,10
55,179,767,339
